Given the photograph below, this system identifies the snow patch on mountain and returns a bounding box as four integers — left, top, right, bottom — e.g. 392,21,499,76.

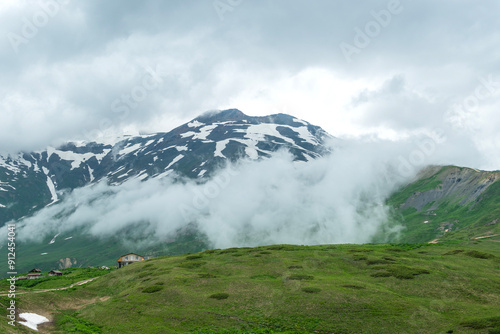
188,120,204,128
290,126,321,145
46,147,110,169
0,181,15,192
110,167,125,177
156,169,173,179
18,312,49,331
137,173,149,181
176,145,188,151
119,143,142,156
31,157,40,172
293,118,308,126
165,155,184,169
181,124,219,141
41,166,59,205
214,140,229,158
18,156,32,169
88,166,95,182
45,176,58,205
240,124,295,145
49,233,60,244
0,155,21,173
245,147,259,159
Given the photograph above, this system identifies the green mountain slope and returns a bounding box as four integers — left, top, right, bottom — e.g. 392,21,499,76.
388,166,500,243
3,241,500,333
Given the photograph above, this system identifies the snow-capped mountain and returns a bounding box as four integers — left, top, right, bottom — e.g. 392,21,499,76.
0,109,333,225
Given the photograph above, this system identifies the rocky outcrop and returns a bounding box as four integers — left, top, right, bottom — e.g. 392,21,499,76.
401,166,500,212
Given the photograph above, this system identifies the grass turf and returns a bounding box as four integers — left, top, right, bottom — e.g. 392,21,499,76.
3,241,499,333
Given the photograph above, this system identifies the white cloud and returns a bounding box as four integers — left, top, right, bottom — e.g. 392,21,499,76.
11,142,425,248
0,0,499,170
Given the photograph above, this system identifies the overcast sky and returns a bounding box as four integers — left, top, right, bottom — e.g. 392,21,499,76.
1,0,499,169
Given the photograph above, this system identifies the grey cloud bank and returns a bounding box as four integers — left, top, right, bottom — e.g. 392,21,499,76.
0,0,499,170
7,136,453,249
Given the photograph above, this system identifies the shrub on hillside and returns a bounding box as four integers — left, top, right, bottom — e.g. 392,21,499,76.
209,293,229,300
388,265,430,279
198,273,217,278
386,248,405,252
460,316,500,329
288,274,314,281
178,261,206,269
465,250,495,259
250,274,278,280
342,284,366,290
366,259,392,265
56,313,103,333
348,249,373,253
370,271,392,278
219,248,239,254
137,272,152,278
369,265,430,279
142,285,164,293
443,249,464,255
266,245,301,251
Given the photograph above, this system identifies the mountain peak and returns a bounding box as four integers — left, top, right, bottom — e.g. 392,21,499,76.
195,109,247,123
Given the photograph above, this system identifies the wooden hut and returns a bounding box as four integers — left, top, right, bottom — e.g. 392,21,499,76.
117,253,144,268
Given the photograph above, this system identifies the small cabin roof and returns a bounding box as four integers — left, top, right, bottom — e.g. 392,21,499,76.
49,270,62,273
118,253,143,258
117,253,144,262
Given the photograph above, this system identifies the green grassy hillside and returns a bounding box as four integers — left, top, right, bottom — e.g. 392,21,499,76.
388,166,500,243
3,240,500,333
